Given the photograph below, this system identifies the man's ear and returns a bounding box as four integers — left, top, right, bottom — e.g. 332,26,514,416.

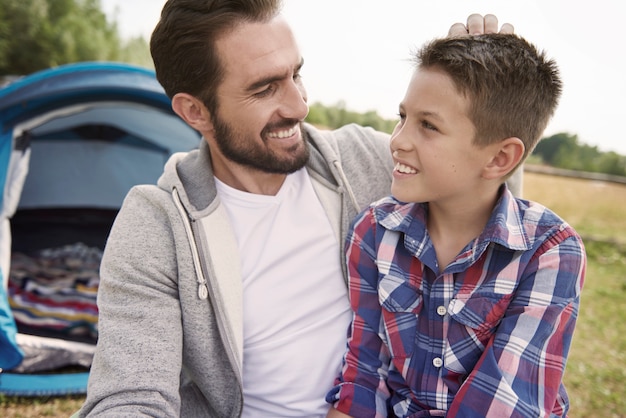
482,137,525,180
171,93,214,133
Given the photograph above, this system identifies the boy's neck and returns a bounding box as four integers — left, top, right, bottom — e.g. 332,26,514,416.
426,186,501,273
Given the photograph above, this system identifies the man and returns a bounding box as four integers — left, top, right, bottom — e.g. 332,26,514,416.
78,1,513,416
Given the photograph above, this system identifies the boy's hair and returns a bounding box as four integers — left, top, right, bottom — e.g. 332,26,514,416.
150,0,282,114
416,34,562,167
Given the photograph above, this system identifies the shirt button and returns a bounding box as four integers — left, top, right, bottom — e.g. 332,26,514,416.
436,305,447,316
433,357,443,368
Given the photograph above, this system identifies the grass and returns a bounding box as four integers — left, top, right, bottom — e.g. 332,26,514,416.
563,241,626,416
0,394,84,417
523,171,626,243
2,171,625,417
524,172,626,417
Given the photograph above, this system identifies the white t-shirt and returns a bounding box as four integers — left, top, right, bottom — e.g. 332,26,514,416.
215,168,352,417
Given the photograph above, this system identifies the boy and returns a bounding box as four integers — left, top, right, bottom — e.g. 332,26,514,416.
326,34,586,417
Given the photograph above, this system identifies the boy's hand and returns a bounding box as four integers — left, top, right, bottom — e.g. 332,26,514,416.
448,14,515,36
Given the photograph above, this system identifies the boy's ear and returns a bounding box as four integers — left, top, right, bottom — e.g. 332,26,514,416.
171,93,214,133
482,137,525,180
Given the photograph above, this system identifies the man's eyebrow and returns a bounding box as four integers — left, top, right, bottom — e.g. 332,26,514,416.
245,58,304,93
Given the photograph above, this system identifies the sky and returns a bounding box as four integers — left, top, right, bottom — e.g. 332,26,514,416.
101,0,626,155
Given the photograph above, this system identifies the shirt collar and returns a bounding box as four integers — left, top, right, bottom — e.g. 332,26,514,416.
375,184,532,253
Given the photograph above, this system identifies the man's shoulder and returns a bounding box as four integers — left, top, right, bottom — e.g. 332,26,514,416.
305,122,388,144
305,123,392,166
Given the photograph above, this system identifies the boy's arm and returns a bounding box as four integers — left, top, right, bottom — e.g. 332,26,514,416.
448,232,586,417
326,407,353,418
326,208,391,418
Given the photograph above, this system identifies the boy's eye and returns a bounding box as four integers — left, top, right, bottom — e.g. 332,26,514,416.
421,120,438,131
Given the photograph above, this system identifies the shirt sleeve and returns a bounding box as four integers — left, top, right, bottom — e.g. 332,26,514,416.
326,208,392,418
447,228,586,417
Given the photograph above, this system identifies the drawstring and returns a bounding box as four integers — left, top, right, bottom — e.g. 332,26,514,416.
172,188,209,300
333,160,360,212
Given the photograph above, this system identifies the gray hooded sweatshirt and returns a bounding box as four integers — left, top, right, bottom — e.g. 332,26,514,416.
78,123,394,417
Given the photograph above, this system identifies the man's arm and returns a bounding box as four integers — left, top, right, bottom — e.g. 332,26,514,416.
78,188,185,416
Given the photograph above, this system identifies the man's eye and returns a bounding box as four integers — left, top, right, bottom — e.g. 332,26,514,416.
254,86,274,97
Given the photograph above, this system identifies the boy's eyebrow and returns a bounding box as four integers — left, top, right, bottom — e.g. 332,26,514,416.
400,102,444,122
419,110,443,121
246,58,304,93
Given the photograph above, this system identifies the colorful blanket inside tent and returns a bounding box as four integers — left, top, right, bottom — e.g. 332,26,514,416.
8,242,101,344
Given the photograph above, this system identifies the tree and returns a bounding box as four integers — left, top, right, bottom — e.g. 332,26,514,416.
533,132,626,176
597,152,626,177
0,0,148,76
533,133,579,165
305,101,398,133
118,36,153,69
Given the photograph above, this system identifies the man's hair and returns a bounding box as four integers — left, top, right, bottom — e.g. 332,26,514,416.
150,0,282,114
416,34,562,163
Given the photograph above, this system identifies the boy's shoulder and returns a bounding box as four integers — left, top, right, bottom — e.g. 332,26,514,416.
515,196,567,226
507,195,582,249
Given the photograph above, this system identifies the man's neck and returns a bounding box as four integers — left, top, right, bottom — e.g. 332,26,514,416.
211,156,288,196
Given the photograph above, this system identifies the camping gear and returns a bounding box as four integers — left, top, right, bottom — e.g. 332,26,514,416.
0,61,201,395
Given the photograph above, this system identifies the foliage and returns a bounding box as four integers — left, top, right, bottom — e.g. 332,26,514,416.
306,101,398,134
0,0,150,76
117,36,153,69
533,132,626,177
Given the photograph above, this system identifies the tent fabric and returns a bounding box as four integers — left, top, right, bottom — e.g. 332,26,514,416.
0,371,90,396
18,101,198,209
0,270,23,370
12,333,96,373
0,61,201,395
0,61,173,128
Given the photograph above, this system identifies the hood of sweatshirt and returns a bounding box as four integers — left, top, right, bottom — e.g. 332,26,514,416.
156,123,356,218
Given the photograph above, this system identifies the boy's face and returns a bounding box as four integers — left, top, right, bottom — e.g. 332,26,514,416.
389,67,499,205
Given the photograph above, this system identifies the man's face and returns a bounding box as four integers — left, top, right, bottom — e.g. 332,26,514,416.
210,16,309,175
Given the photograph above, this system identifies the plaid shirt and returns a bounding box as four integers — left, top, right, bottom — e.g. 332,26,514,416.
326,186,586,417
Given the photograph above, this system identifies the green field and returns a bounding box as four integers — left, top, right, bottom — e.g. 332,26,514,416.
524,172,626,417
2,171,625,417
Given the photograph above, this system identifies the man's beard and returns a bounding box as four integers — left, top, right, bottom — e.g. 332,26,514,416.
211,113,309,174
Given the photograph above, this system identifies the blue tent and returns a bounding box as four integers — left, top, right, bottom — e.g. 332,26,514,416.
0,62,201,395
